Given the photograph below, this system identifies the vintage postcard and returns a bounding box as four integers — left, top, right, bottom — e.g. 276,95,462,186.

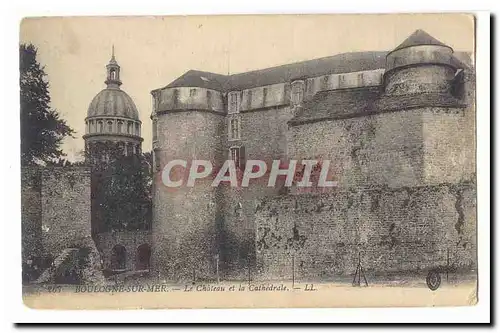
20,14,477,309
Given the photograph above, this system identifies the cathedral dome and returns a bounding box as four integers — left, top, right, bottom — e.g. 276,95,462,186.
87,88,139,120
83,48,143,159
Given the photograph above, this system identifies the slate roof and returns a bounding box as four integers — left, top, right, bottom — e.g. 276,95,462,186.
160,51,388,92
392,29,451,52
87,88,140,120
164,70,228,91
225,51,388,91
159,51,470,93
156,29,472,94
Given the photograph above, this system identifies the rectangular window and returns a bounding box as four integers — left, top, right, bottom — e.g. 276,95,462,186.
190,88,197,97
263,87,268,105
228,92,239,114
307,80,313,94
357,73,364,85
322,76,329,90
229,146,246,170
152,120,158,142
206,90,212,106
154,151,161,172
292,87,303,105
339,75,345,86
230,147,240,168
229,117,240,140
172,89,179,107
247,90,252,109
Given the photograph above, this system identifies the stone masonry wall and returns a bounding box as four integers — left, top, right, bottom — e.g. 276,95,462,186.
288,106,474,189
254,182,476,281
153,110,226,281
22,167,105,284
21,168,42,263
288,109,426,188
40,167,94,258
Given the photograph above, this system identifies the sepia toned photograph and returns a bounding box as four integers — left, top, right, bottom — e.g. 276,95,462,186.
19,14,477,309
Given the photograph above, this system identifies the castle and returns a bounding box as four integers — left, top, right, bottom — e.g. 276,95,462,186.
21,29,476,285
150,29,476,281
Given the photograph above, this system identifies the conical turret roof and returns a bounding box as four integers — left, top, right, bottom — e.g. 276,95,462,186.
393,29,451,52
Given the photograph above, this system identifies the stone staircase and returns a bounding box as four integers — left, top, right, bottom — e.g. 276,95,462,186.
35,248,79,284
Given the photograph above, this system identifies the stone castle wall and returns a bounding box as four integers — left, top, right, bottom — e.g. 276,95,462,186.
288,106,475,189
21,168,42,263
254,182,476,281
40,167,94,258
22,167,95,260
22,167,106,283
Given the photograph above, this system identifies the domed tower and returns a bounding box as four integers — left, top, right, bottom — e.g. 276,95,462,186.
383,29,458,96
83,47,143,163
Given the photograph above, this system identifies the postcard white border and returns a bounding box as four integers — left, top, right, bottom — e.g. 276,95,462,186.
2,1,491,325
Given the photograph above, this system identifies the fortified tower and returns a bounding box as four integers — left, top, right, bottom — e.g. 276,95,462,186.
151,72,226,281
378,29,474,185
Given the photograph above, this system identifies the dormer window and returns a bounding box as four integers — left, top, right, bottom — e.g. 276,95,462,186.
228,92,239,114
206,90,212,105
322,76,330,90
172,89,179,106
291,80,304,106
247,90,252,109
190,88,197,97
339,75,346,86
357,73,364,85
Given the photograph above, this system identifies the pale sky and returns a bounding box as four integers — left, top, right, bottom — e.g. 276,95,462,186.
20,14,474,161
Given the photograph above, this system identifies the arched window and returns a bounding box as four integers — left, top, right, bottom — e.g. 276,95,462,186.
136,244,151,270
135,123,139,135
98,121,103,133
117,121,123,133
107,121,113,133
127,122,132,134
111,245,126,270
110,69,116,80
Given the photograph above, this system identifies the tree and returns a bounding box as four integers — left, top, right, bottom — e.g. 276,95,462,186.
90,143,153,233
20,43,74,166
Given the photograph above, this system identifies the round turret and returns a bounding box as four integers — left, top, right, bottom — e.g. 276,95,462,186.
150,71,226,281
383,30,457,95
